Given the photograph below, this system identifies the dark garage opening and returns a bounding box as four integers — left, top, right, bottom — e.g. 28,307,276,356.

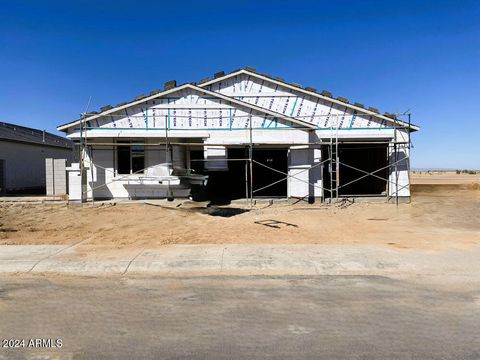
252,148,288,197
202,148,288,204
205,148,247,204
323,144,388,197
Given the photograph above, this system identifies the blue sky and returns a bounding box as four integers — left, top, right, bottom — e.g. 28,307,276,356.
1,0,479,169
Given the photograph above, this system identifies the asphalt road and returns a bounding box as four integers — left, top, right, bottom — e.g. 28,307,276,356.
0,274,479,359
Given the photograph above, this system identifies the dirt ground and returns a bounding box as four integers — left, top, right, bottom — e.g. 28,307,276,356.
0,173,478,250
411,170,480,184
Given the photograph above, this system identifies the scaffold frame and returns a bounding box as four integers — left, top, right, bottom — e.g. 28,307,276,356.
77,111,412,208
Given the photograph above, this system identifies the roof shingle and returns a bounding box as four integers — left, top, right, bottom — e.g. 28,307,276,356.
0,122,73,148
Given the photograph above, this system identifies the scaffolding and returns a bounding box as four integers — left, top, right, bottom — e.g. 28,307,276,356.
76,111,412,208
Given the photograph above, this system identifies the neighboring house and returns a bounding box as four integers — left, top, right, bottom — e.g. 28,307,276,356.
0,122,74,194
57,67,419,203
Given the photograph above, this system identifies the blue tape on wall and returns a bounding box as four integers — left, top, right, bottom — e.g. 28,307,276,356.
349,110,357,128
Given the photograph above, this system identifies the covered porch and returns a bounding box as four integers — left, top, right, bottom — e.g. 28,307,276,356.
71,136,209,201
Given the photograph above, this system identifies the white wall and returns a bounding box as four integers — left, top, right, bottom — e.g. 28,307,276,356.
287,146,323,200
83,139,188,199
205,128,309,145
388,130,411,198
73,137,411,201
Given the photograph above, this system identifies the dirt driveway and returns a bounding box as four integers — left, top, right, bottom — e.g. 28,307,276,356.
0,174,478,250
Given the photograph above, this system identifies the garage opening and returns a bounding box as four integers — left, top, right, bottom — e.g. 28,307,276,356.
198,148,288,204
204,148,247,204
323,144,388,197
252,148,288,197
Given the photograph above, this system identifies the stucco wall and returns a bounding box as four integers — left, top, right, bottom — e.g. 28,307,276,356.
0,140,73,192
388,130,411,198
84,139,186,199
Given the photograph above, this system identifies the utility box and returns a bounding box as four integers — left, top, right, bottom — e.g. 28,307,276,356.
66,162,83,200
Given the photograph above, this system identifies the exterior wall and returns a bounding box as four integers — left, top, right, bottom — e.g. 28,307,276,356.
72,134,411,202
312,148,323,198
287,146,323,200
83,139,188,199
288,146,310,199
0,140,73,192
69,131,408,202
86,142,115,199
388,129,410,198
205,128,309,145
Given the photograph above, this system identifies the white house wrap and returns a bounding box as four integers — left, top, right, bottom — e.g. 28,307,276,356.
57,67,418,203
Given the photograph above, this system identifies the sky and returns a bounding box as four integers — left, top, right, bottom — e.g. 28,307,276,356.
0,0,479,169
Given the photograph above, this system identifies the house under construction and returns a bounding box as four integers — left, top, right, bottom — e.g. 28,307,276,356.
57,67,419,204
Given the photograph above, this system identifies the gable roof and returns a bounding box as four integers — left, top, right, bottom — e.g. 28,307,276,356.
1,121,73,148
57,83,316,132
198,68,419,131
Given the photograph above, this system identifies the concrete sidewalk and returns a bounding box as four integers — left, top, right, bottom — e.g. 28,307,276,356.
1,244,479,281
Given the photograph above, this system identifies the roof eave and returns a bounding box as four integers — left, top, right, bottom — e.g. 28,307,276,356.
57,83,194,132
58,83,316,132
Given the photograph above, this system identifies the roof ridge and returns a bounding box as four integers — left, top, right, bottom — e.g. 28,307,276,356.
195,67,418,131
